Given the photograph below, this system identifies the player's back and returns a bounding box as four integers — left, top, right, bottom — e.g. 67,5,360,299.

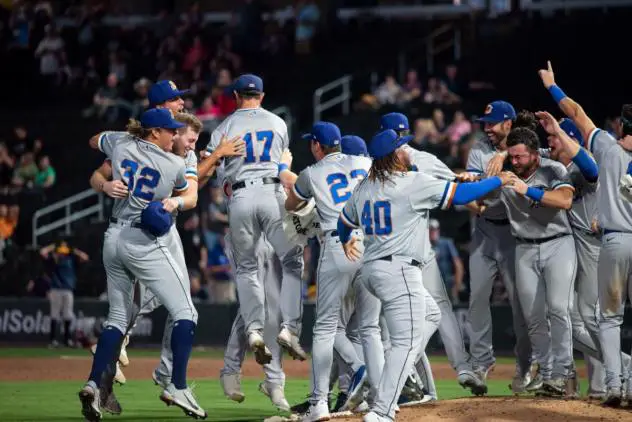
566,162,598,232
208,107,288,186
300,152,371,231
346,172,449,263
107,134,187,221
589,129,632,232
403,145,455,180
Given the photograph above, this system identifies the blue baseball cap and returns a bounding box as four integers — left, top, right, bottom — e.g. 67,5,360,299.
140,108,186,130
140,201,173,237
341,135,368,157
233,73,263,93
302,122,342,147
368,129,413,159
380,112,410,132
148,80,189,106
477,101,516,124
559,118,584,144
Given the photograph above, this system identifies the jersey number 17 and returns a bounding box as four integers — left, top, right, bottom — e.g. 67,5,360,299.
244,131,274,163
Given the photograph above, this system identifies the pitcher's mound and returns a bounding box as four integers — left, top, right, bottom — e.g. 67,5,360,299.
338,397,632,421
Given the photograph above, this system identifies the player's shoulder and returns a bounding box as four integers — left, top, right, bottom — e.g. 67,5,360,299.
184,150,198,166
470,137,493,154
540,157,567,173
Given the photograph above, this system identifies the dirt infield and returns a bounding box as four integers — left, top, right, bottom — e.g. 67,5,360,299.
0,354,618,421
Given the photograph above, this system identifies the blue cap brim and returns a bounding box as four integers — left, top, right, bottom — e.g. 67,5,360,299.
302,133,315,141
476,116,503,123
165,121,186,130
395,134,414,149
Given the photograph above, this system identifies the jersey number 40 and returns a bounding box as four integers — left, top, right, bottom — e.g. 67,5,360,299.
244,130,274,163
120,159,161,201
326,169,368,205
361,200,392,235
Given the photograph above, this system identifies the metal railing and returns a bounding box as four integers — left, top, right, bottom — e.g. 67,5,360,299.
32,189,104,248
272,105,293,136
313,75,353,124
397,23,461,80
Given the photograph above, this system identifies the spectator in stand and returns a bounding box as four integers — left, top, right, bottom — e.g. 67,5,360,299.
295,0,320,55
81,56,101,92
9,3,31,49
34,24,65,89
196,96,221,121
108,51,127,82
358,74,405,109
202,229,235,304
40,239,89,348
423,77,442,104
189,269,210,303
12,151,38,191
183,35,208,72
214,68,237,117
0,202,17,241
82,72,128,122
429,219,464,303
446,110,472,143
0,143,15,194
402,69,422,103
34,155,56,190
131,77,151,118
202,185,229,251
432,108,447,133
11,125,32,157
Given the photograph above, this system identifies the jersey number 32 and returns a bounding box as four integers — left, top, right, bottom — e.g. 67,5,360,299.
120,159,161,201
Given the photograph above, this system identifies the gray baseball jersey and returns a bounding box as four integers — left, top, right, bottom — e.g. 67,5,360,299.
566,162,598,232
341,172,455,263
500,158,574,239
586,127,632,389
98,131,189,221
403,145,456,181
206,107,289,186
293,152,371,231
466,138,507,220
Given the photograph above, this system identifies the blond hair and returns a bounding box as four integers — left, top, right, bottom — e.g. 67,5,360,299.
174,112,203,133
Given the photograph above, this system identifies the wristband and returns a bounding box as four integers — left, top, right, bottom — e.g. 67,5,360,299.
548,85,567,104
176,197,185,211
526,186,545,202
278,163,289,174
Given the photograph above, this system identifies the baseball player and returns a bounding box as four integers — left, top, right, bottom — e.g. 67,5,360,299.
379,112,485,395
282,122,378,422
220,232,290,411
466,101,532,392
540,62,632,405
339,129,514,422
498,126,576,396
80,109,206,421
206,74,305,365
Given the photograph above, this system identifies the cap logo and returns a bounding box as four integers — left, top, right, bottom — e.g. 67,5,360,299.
168,80,177,90
248,83,255,88
485,104,493,115
398,124,405,129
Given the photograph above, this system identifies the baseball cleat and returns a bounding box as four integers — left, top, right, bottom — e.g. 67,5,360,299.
565,374,580,399
101,390,122,415
118,335,130,367
587,391,606,400
220,373,245,403
114,362,126,385
401,374,424,401
152,369,171,389
399,395,437,407
78,381,102,422
160,383,208,419
291,398,311,414
301,400,330,422
458,369,488,396
363,411,390,422
331,392,348,412
354,401,370,412
543,378,567,396
525,371,544,392
277,328,307,361
602,387,622,407
508,363,532,395
259,381,290,412
248,332,273,365
341,365,368,411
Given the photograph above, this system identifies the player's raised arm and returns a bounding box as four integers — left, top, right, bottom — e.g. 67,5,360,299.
536,111,598,182
539,61,598,147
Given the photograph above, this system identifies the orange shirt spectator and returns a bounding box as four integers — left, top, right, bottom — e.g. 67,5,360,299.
0,204,18,240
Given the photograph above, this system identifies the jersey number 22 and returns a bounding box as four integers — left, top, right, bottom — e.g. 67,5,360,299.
244,131,274,163
327,169,368,204
120,159,161,201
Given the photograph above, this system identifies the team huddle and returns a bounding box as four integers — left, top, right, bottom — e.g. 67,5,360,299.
77,61,632,422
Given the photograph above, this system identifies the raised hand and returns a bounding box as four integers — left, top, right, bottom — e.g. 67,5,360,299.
538,60,556,89
535,110,562,136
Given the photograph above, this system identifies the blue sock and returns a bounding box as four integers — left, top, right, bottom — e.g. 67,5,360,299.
171,320,195,389
88,326,124,384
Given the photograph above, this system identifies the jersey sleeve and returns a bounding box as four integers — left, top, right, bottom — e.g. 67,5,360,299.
293,168,313,201
206,126,224,154
278,119,290,151
98,131,127,158
465,145,484,174
184,151,198,180
549,163,575,191
586,128,616,164
409,173,457,211
340,196,359,228
174,163,189,192
428,154,456,180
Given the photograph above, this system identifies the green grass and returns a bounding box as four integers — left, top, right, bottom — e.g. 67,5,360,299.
0,378,518,422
